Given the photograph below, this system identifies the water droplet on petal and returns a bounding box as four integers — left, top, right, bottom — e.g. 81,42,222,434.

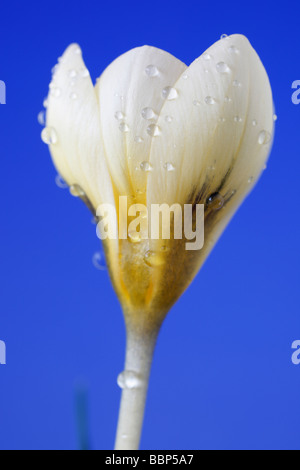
206,192,224,211
92,250,106,270
228,45,239,54
252,119,257,126
147,124,161,137
80,68,89,78
115,111,125,120
258,130,271,145
43,98,48,108
128,230,142,243
165,115,173,123
37,110,45,126
50,87,61,98
70,92,77,100
220,33,228,39
193,100,201,106
119,122,129,133
140,161,153,172
224,96,232,103
232,80,242,87
162,86,178,100
74,46,81,55
117,370,143,389
55,174,68,189
163,162,176,172
182,74,188,80
248,176,254,184
51,64,58,75
41,127,57,145
202,53,212,61
68,69,77,79
144,250,164,267
273,114,278,121
145,64,159,77
69,184,85,197
234,116,242,123
134,136,144,143
216,62,230,73
205,96,216,105
141,107,156,120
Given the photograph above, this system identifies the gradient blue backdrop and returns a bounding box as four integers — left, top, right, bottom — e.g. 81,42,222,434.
0,0,299,450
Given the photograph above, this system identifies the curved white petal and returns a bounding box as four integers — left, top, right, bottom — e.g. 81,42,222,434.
147,34,274,207
45,43,115,212
95,46,187,198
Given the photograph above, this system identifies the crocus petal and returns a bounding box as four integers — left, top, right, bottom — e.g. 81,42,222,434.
95,46,187,199
46,43,115,213
139,34,274,319
148,34,273,208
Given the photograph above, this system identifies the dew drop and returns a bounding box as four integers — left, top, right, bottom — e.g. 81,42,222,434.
147,124,161,137
234,116,242,123
128,230,142,243
165,115,173,123
68,69,77,78
182,74,188,80
43,98,48,108
141,107,156,120
193,100,201,106
80,68,89,78
258,130,271,145
55,174,68,189
216,61,230,73
224,96,232,103
160,245,170,252
70,92,77,100
202,53,212,61
163,162,176,172
228,45,239,54
51,64,58,75
248,176,254,184
117,370,143,389
205,96,216,105
145,64,159,77
119,122,129,133
41,127,57,145
50,87,61,98
232,80,242,87
74,46,81,55
92,250,106,270
206,192,224,211
37,110,45,126
252,119,257,126
140,161,153,172
114,111,125,121
162,86,178,100
144,250,164,267
220,34,228,39
69,184,85,197
273,114,278,122
134,136,144,143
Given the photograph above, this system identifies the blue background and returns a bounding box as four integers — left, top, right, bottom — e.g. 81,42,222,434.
0,0,299,450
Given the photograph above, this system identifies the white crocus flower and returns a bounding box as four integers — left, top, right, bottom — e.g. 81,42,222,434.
43,34,274,450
